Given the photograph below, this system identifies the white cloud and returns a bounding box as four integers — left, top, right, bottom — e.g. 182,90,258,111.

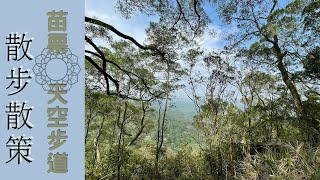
86,1,153,44
85,0,237,102
85,0,231,52
196,25,223,50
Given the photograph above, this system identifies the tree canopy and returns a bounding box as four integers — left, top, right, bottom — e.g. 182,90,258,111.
85,0,320,179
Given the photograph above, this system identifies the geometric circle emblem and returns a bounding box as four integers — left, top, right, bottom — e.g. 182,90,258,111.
33,48,81,91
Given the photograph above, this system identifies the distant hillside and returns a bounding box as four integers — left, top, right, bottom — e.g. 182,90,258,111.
152,99,199,148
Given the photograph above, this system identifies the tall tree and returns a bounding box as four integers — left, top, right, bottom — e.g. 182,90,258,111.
211,0,318,114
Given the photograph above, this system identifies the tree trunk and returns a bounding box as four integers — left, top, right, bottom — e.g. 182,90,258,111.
276,53,304,113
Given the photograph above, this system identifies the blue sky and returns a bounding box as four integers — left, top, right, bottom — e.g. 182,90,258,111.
85,0,291,50
85,0,228,50
86,0,156,43
85,0,226,100
85,0,292,101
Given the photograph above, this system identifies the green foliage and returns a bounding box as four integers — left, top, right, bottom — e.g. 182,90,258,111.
85,0,320,179
302,47,320,80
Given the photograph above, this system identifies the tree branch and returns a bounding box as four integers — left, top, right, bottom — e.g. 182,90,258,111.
85,16,164,55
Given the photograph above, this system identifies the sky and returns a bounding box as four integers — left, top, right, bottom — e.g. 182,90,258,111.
86,0,154,44
85,0,292,101
85,0,224,100
85,0,228,51
85,0,291,50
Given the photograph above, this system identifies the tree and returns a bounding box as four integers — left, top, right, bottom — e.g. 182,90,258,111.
211,0,320,140
84,0,320,179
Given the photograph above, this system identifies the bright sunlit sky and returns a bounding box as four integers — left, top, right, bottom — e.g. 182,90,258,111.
85,0,291,100
85,0,290,49
85,0,228,50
